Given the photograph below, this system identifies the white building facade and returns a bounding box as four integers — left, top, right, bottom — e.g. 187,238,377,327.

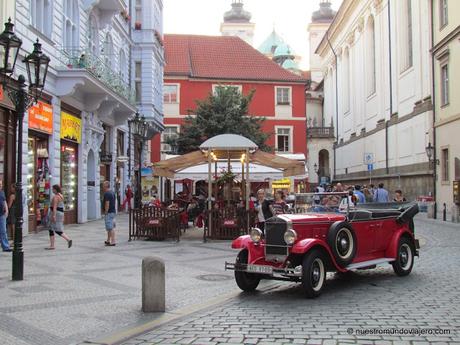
8,0,163,233
317,0,433,200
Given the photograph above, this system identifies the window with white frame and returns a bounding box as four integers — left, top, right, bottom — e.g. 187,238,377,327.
440,0,448,28
135,61,142,103
164,85,178,103
88,13,99,56
31,0,53,37
161,126,179,153
400,0,413,71
442,148,449,181
212,84,242,95
63,0,79,49
119,50,127,83
343,48,350,113
441,63,449,106
276,87,291,105
103,33,114,69
366,16,376,96
276,128,291,153
135,0,142,28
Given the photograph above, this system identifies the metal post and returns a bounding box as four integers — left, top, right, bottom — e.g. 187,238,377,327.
12,76,27,281
128,120,131,180
206,152,212,242
245,149,250,232
136,140,143,209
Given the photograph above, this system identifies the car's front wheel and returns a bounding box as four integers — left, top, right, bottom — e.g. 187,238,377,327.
234,250,260,292
392,237,415,276
301,249,326,298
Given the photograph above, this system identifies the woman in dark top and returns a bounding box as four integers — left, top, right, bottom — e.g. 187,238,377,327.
7,184,15,240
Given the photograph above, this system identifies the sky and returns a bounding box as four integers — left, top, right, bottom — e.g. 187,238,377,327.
164,0,343,70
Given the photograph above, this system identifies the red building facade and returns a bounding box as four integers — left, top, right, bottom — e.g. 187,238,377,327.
151,35,307,192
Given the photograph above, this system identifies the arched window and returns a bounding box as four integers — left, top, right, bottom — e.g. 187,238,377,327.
119,49,127,83
103,33,114,68
342,48,350,113
30,0,53,37
88,13,99,56
63,0,79,49
366,16,376,95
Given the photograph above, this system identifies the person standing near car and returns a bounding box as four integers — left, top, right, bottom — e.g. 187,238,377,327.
103,181,117,246
373,183,390,203
255,189,272,232
270,190,287,216
353,185,366,204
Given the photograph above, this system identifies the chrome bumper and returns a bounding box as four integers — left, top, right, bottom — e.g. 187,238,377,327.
225,262,302,278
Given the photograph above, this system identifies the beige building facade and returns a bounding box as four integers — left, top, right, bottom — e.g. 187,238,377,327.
432,0,460,221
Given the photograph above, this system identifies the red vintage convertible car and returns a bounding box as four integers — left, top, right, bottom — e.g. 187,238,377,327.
225,193,420,298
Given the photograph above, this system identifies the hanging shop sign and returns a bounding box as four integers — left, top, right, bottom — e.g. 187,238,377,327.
60,112,82,143
29,101,53,134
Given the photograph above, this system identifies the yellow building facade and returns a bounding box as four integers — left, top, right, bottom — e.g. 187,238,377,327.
432,0,460,221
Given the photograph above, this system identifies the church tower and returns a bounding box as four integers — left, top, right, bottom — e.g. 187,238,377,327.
308,0,336,83
220,0,255,46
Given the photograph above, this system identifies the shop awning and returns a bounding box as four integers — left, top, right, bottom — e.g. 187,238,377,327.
153,149,306,179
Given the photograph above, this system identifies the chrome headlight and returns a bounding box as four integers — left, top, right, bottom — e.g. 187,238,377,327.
284,229,297,245
250,228,263,243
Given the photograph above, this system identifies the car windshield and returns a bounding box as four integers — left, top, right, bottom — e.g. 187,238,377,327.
292,192,351,214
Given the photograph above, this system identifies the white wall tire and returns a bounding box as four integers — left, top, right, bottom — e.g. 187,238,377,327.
302,249,326,298
392,237,415,276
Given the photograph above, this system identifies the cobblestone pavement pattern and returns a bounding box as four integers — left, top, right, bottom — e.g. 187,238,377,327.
121,216,460,345
0,214,242,345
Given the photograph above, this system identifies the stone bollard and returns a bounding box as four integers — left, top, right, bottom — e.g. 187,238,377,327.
142,256,165,312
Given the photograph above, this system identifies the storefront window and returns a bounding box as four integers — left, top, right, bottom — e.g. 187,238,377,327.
27,135,51,227
61,144,77,211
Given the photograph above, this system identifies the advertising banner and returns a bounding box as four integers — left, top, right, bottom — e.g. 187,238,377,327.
60,112,82,143
29,101,53,134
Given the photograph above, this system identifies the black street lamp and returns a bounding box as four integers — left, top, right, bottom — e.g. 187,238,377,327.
0,19,50,281
129,112,150,208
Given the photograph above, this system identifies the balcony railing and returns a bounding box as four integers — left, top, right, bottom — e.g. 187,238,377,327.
308,126,335,138
57,48,136,105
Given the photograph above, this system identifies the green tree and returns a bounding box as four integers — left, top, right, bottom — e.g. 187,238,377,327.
167,86,271,154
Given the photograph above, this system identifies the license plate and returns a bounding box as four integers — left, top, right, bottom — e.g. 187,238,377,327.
247,264,273,275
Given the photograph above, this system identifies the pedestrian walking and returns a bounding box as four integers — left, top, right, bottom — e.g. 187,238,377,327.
6,184,16,241
363,186,373,203
353,185,366,204
46,184,72,250
121,184,133,211
103,181,117,246
373,183,390,203
0,181,11,252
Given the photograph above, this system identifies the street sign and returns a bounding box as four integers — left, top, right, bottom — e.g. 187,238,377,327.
368,164,373,171
364,153,374,165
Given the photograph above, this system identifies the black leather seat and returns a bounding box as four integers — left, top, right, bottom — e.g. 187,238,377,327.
370,209,401,219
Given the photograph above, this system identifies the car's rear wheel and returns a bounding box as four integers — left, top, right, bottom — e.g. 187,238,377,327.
234,250,260,292
327,221,357,267
301,249,326,298
392,237,415,276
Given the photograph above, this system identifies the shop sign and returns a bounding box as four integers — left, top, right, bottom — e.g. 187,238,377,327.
272,178,291,189
29,101,53,134
100,153,113,164
60,112,82,143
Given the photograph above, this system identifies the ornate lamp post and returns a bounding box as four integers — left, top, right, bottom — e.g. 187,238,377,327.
0,19,50,281
129,112,150,208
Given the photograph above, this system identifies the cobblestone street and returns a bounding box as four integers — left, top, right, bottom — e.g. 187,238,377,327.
120,216,460,345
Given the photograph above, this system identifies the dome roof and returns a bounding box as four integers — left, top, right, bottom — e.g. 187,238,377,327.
282,59,299,71
312,0,336,23
224,1,252,23
200,134,258,151
258,30,286,55
273,43,294,58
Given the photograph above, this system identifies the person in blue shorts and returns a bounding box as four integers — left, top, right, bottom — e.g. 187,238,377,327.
103,181,117,246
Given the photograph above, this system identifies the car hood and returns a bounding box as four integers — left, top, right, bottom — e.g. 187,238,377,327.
275,213,346,224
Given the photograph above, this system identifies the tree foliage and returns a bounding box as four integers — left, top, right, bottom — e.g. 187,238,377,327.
167,86,271,154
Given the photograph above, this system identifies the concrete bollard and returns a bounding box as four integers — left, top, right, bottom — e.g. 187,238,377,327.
142,256,165,312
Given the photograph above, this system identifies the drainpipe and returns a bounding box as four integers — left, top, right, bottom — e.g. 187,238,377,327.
326,31,339,180
386,0,392,175
429,0,437,219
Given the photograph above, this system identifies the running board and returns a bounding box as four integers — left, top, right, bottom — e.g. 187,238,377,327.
346,258,394,270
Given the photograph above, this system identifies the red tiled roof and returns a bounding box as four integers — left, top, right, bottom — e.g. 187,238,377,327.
164,34,307,83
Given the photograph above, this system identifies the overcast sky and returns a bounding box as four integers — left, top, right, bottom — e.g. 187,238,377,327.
164,0,343,70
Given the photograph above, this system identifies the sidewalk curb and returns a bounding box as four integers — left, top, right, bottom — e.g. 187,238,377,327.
79,283,278,345
414,214,460,229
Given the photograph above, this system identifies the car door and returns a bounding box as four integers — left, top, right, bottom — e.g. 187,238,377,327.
350,220,375,260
